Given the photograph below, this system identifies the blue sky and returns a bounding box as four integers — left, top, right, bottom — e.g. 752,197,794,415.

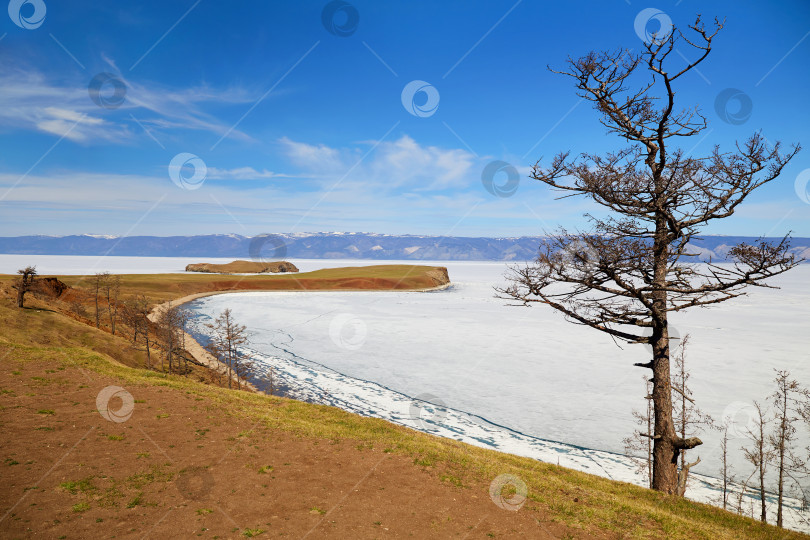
1,0,808,237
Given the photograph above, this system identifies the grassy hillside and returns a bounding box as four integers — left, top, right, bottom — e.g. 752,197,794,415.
0,272,807,538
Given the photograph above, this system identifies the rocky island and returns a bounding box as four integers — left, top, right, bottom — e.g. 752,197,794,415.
185,260,299,274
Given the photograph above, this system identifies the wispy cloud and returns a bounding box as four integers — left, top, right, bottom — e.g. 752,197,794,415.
206,167,303,181
0,64,265,144
35,107,121,142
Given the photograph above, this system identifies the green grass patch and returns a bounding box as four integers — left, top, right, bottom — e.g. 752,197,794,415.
71,502,90,513
126,492,143,509
59,478,95,495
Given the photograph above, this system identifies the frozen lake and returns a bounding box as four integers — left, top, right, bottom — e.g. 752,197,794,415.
3,254,809,530
180,259,810,530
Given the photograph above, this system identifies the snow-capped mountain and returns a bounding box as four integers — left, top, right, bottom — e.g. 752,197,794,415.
0,233,807,262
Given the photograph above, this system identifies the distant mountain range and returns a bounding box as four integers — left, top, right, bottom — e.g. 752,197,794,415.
0,233,808,263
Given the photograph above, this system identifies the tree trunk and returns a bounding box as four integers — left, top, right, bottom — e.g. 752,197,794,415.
16,288,24,308
650,212,679,493
651,324,679,493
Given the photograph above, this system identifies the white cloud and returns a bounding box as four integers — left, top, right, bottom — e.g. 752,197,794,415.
280,137,344,173
279,135,477,191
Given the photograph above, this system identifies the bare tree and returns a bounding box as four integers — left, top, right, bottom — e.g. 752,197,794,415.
102,274,121,335
742,400,772,523
14,266,37,308
205,309,250,390
92,272,109,328
717,422,736,511
138,296,153,369
499,16,801,494
156,303,187,373
768,370,810,528
672,335,716,496
122,294,153,368
120,300,139,344
177,306,191,373
624,375,654,488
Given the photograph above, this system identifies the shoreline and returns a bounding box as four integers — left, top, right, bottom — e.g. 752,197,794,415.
147,279,453,394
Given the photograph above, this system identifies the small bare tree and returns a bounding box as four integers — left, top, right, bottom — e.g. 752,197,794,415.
717,422,736,511
624,375,654,488
14,266,37,308
742,401,773,523
500,15,802,494
205,309,250,390
156,303,187,373
672,336,716,496
102,274,121,335
768,370,810,528
92,272,109,328
122,294,153,368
